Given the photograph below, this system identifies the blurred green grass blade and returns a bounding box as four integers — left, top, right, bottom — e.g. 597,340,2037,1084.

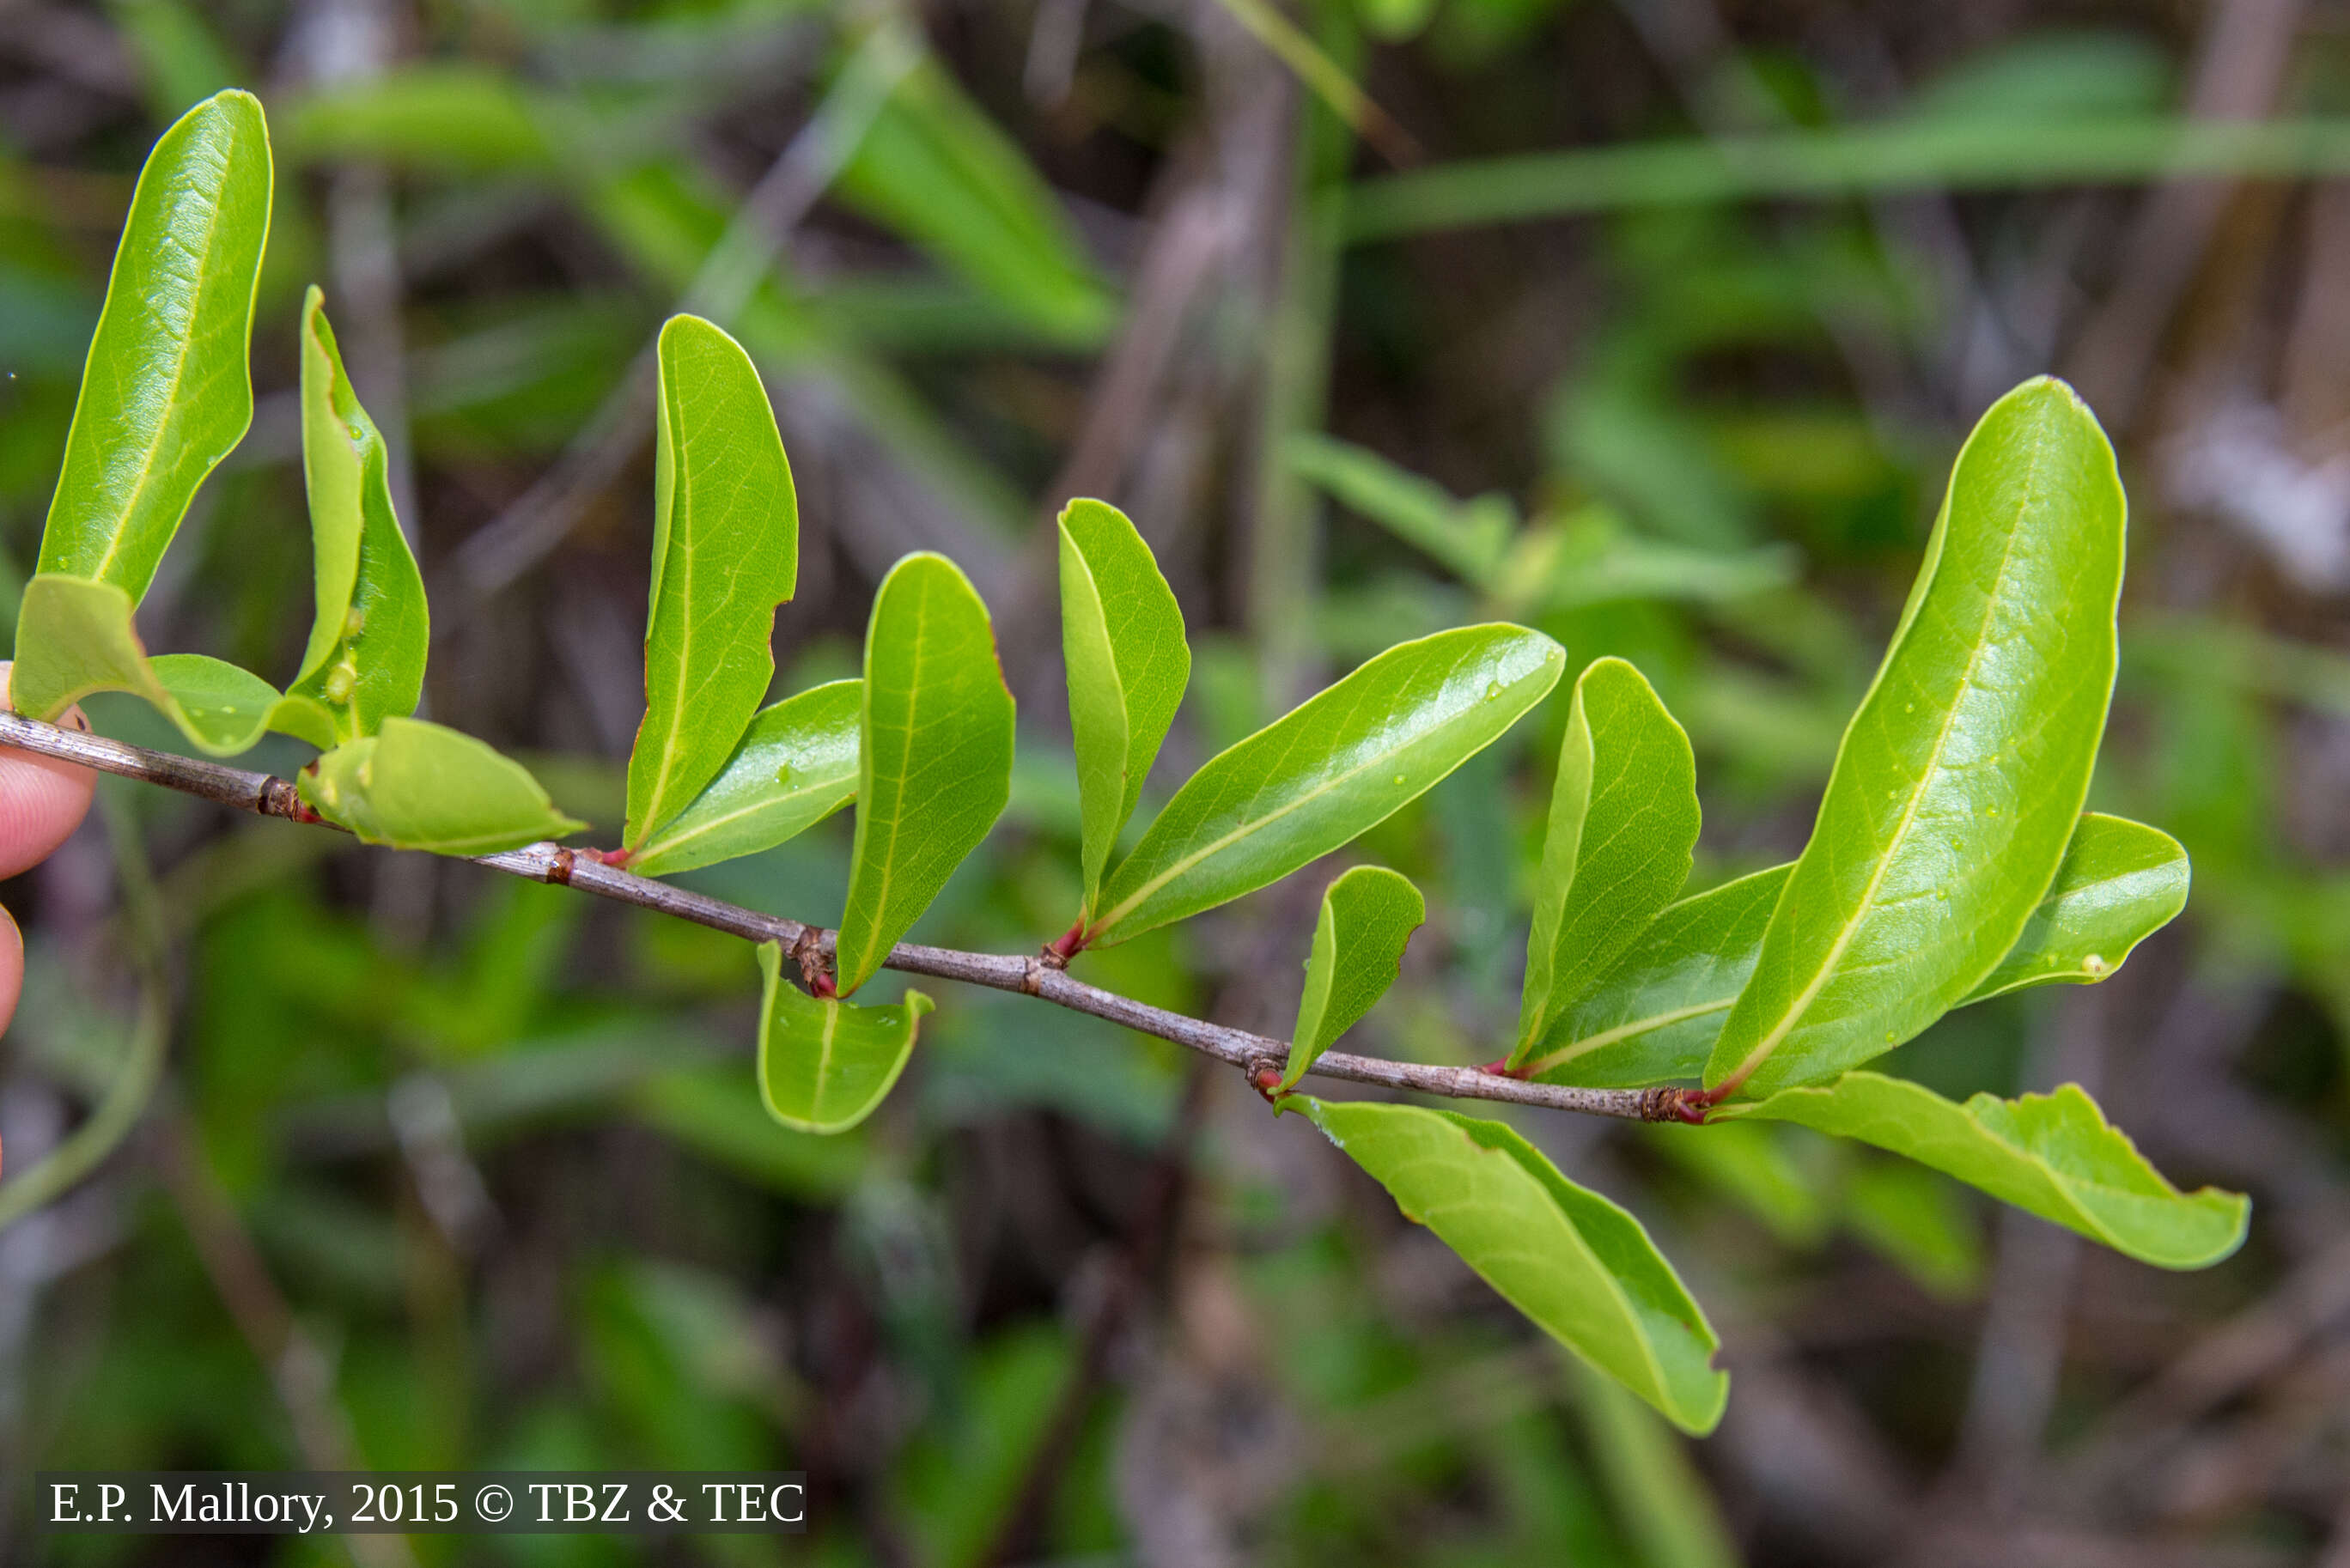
1280,865,1423,1091
1840,1159,1982,1299
838,53,1114,339
1725,1073,2249,1269
1090,624,1563,945
1706,379,2123,1099
107,0,240,117
287,288,428,744
630,679,861,877
756,941,931,1134
1513,657,1697,1064
1058,498,1190,915
1206,0,1416,164
1528,813,2190,1087
11,574,333,754
625,314,800,850
277,64,557,173
1302,1097,1728,1432
301,717,586,854
837,554,1015,996
1569,1358,1744,1568
1287,432,1516,584
1347,116,2350,241
40,88,271,602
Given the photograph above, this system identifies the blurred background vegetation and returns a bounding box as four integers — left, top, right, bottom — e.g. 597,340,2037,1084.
3,0,2349,1562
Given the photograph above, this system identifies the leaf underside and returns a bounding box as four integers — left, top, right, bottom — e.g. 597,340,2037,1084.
757,940,933,1133
301,716,585,854
1304,1097,1728,1433
1726,1072,2249,1269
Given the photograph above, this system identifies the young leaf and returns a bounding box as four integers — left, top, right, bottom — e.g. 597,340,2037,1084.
1526,813,2188,1087
1723,1073,2250,1269
1279,866,1425,1091
836,554,1015,995
1089,624,1563,945
285,287,427,742
1512,657,1698,1065
1706,378,2125,1099
624,314,800,852
627,679,861,878
1059,499,1190,917
301,716,586,854
10,574,335,755
755,941,933,1134
38,89,272,602
1302,1098,1727,1433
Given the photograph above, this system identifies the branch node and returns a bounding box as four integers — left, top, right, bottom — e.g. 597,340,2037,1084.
1640,1086,1711,1125
790,927,833,996
1020,957,1049,996
1044,919,1087,964
1246,1059,1288,1104
595,846,634,868
259,777,317,823
547,847,577,886
1476,1056,1528,1079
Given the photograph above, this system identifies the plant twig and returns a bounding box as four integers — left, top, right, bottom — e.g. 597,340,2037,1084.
0,712,1690,1123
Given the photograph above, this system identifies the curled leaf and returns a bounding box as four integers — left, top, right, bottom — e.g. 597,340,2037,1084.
757,941,932,1134
1724,1072,2249,1269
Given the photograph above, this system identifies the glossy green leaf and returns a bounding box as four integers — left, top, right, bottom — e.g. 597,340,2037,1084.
624,314,800,851
1301,1098,1727,1432
1707,378,2125,1098
755,941,933,1134
1058,498,1189,915
9,574,334,754
300,716,586,854
1527,813,2188,1087
1724,1073,2250,1269
1512,658,1698,1065
836,554,1015,995
1278,866,1425,1091
1090,624,1564,945
285,287,427,743
629,680,861,878
38,89,271,602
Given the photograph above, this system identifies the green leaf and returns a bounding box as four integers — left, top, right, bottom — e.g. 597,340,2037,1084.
1706,378,2125,1098
1058,498,1190,915
10,574,334,754
1512,657,1698,1064
1526,813,2189,1087
624,314,800,850
285,286,427,743
1966,813,2189,998
1301,1098,1727,1432
629,679,861,878
38,89,271,602
836,553,1015,995
1279,866,1425,1091
756,940,933,1134
300,716,587,854
1724,1072,2249,1269
1090,623,1564,945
